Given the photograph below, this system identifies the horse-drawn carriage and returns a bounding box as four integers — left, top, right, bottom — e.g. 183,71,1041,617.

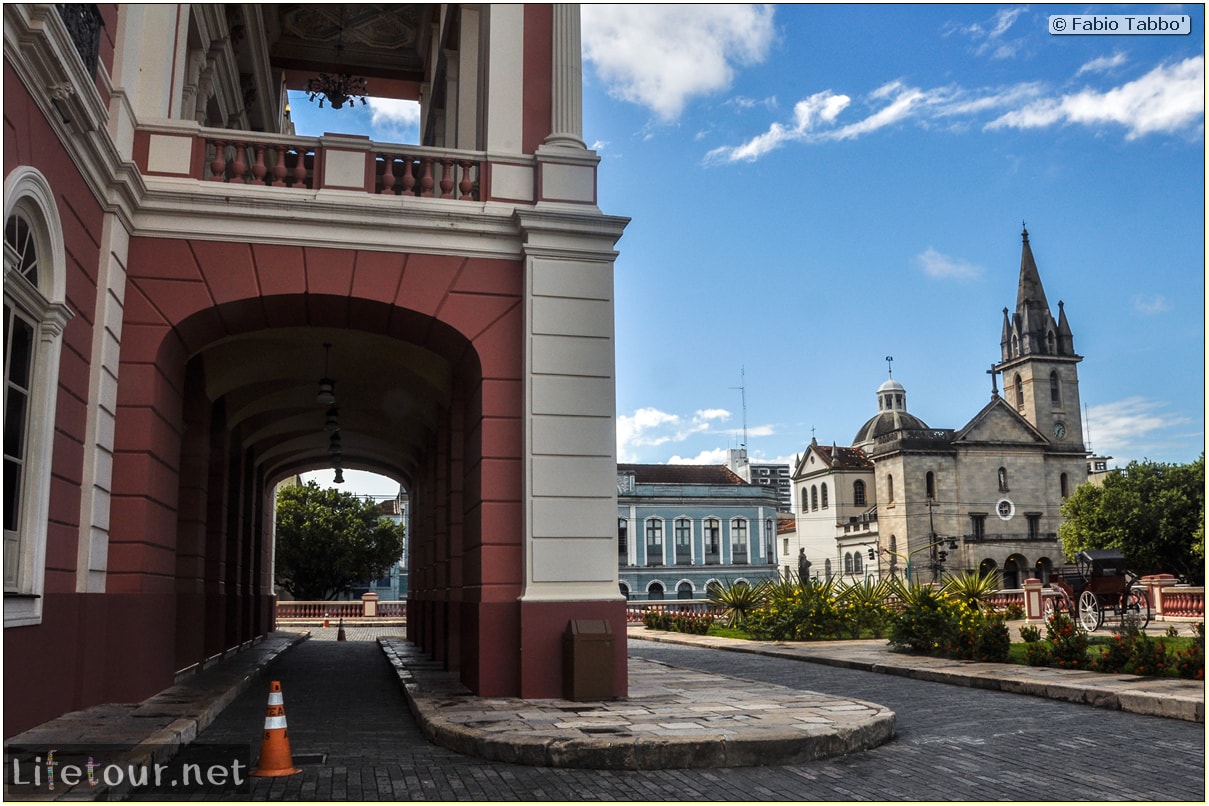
1044,549,1150,632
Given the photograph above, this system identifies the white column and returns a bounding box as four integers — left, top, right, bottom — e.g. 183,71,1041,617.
544,4,585,150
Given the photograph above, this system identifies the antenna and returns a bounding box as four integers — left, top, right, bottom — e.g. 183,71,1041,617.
1084,402,1092,451
730,366,748,450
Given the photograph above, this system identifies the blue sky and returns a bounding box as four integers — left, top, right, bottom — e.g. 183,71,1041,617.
294,4,1205,497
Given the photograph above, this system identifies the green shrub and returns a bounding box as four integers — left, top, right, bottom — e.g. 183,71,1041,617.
1018,624,1042,643
887,588,960,655
1044,611,1088,670
746,578,845,641
1174,641,1204,680
1001,603,1025,620
1126,635,1169,676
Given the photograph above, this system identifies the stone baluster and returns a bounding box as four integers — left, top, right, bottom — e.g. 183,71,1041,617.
271,145,288,187
380,153,396,195
418,157,435,196
208,139,226,181
458,160,475,200
439,158,455,198
292,149,308,187
399,156,416,196
251,143,267,185
230,141,247,183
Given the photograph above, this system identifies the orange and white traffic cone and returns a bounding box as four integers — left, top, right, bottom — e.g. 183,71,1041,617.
251,680,300,777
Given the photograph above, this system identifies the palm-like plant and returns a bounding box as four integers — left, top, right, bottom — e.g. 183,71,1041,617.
706,578,766,628
941,569,1003,612
837,577,895,638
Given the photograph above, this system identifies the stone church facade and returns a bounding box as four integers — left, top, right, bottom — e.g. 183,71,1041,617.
793,227,1089,586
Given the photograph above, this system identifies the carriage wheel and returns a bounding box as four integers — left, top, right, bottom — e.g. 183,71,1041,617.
1044,594,1068,620
1125,588,1151,630
1077,590,1102,632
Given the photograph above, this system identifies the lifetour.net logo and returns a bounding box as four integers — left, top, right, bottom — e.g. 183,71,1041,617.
4,744,251,797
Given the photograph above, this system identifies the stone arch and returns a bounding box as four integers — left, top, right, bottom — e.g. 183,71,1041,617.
1003,554,1029,589
979,557,999,579
112,237,544,699
676,580,694,599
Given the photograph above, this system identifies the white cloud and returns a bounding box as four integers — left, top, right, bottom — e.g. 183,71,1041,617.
987,56,1205,140
708,55,1203,164
1085,397,1192,459
367,98,420,141
916,247,983,280
617,406,737,461
1077,52,1128,76
945,7,1029,60
1132,294,1170,315
582,4,776,121
667,448,731,465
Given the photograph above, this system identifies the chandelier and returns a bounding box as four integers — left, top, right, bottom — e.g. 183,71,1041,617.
304,5,368,110
304,73,368,110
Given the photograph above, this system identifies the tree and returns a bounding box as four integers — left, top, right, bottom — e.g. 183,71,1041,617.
1059,455,1204,585
274,481,407,600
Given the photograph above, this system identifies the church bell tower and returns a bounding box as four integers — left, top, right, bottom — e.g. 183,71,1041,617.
995,226,1085,449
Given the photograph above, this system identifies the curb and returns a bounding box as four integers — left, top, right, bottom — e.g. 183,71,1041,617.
378,638,896,769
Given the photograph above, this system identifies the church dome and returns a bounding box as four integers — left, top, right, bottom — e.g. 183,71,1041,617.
853,374,929,446
853,409,931,445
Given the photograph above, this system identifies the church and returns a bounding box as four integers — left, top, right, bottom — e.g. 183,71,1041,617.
790,227,1090,587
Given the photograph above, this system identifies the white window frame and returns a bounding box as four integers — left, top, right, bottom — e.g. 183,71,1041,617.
4,167,72,628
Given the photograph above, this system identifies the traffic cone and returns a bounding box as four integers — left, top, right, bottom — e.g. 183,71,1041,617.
336,618,346,641
251,681,300,777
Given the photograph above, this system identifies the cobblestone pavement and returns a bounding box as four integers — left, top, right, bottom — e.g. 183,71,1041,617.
165,630,1204,801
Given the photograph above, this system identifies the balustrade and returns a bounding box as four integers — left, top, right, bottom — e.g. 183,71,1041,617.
374,153,479,199
188,132,484,199
275,600,405,619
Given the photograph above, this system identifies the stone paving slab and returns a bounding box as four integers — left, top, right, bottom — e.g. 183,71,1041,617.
628,624,1205,723
378,638,896,770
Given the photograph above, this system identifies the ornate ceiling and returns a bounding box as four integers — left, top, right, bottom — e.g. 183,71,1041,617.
266,4,436,84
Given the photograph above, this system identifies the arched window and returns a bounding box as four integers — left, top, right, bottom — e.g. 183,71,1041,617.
853,479,866,507
674,517,692,564
1060,472,1069,499
731,518,748,562
647,582,664,601
886,474,895,503
1050,371,1060,405
998,467,1009,492
645,518,663,565
4,168,72,627
1014,374,1024,409
810,485,818,511
704,518,720,556
618,582,630,599
800,488,809,512
766,518,774,564
853,553,863,574
677,581,693,600
925,471,935,500
844,553,853,574
820,483,829,509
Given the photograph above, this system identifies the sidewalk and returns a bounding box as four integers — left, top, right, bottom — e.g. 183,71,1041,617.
623,623,1204,723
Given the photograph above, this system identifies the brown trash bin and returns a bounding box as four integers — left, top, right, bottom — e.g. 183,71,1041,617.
562,619,614,701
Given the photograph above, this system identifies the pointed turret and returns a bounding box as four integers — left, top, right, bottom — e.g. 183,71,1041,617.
1056,300,1075,355
1002,226,1071,360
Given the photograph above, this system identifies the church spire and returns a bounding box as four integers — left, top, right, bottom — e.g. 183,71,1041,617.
1002,225,1071,360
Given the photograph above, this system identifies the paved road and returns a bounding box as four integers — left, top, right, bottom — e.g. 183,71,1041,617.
167,633,1204,801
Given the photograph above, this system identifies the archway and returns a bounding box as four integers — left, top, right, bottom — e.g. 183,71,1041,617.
1003,554,1028,589
108,234,625,703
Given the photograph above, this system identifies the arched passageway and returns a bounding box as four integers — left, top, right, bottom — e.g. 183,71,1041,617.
107,237,623,703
